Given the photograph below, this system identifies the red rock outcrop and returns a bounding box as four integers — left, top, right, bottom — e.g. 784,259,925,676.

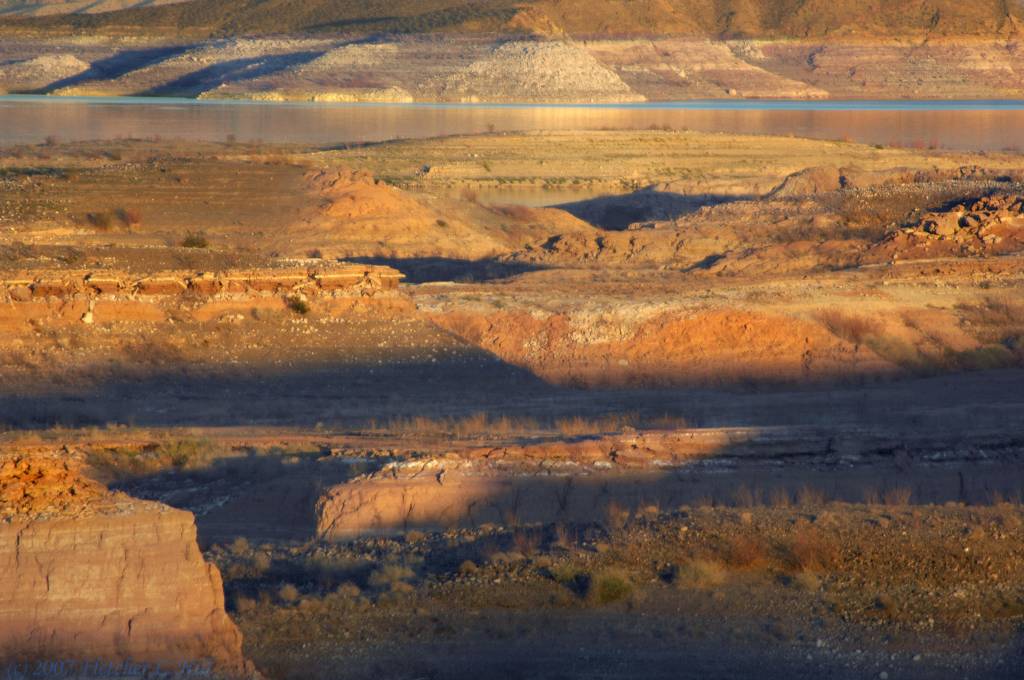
866,193,1024,262
0,454,252,677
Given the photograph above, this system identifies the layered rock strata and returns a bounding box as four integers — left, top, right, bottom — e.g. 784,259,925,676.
0,454,251,677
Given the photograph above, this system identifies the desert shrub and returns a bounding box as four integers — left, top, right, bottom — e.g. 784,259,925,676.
229,537,250,556
492,204,534,221
458,560,478,576
883,486,913,506
556,416,590,436
723,535,768,568
513,529,540,556
952,345,1016,371
552,523,576,549
248,553,270,576
233,595,257,614
277,583,300,603
286,295,310,315
795,485,827,507
769,488,793,507
368,563,415,591
116,207,142,228
956,296,1023,327
550,564,591,598
733,484,762,507
784,526,839,572
588,570,633,605
865,335,932,372
181,231,209,248
335,582,362,598
816,310,883,346
793,570,822,591
160,438,217,470
674,559,727,589
604,500,631,531
85,211,116,231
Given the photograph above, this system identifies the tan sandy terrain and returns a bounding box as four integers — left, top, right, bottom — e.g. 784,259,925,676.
1,129,1023,679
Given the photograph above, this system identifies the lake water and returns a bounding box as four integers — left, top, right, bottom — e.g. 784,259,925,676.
3,96,1024,152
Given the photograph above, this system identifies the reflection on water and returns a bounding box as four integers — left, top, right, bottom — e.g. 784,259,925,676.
2,97,1024,152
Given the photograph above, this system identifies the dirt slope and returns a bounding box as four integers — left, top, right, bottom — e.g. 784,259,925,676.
0,0,187,17
3,0,1020,39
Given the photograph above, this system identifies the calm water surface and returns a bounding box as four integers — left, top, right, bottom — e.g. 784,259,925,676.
2,96,1024,152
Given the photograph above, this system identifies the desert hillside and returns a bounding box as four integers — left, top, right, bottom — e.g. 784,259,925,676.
0,0,188,17
1,0,1020,38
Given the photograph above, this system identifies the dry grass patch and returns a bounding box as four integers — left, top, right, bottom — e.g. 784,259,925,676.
816,310,883,346
673,559,728,589
783,525,839,573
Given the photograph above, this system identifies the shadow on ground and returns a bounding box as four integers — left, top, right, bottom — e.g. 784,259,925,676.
40,45,195,93
140,50,324,97
557,190,753,230
347,256,547,283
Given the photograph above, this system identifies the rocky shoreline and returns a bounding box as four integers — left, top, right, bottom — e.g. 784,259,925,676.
2,36,1023,102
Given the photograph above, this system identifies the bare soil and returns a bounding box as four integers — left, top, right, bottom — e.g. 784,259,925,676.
1,130,1023,679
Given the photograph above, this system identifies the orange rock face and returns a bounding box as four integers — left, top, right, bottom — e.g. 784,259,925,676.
0,455,251,677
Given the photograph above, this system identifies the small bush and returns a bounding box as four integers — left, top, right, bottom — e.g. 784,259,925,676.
286,295,309,315
724,535,768,568
335,582,362,598
116,207,142,228
233,595,257,614
675,559,727,589
86,211,116,231
251,553,272,575
458,560,478,576
513,529,540,556
604,500,631,531
793,570,821,591
229,536,250,556
769,488,793,507
883,486,913,506
796,485,827,507
816,310,883,346
552,523,575,548
181,231,209,248
785,526,839,572
588,570,633,605
277,583,300,604
733,484,762,507
550,564,591,598
368,563,415,591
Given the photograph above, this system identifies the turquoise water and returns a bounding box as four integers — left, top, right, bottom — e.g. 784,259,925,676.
2,95,1024,150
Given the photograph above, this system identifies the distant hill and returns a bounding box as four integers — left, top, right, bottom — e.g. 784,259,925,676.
0,0,188,17
1,0,1021,38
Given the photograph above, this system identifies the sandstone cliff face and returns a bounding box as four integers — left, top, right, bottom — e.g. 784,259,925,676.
0,456,250,677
